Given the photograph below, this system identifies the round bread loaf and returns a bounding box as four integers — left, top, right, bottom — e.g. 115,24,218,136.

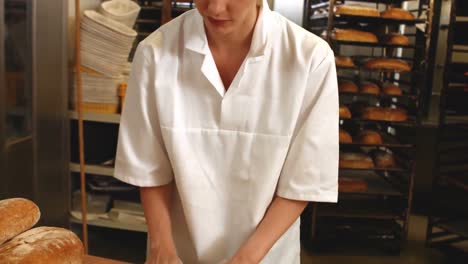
332,28,378,43
382,33,410,45
335,56,355,68
357,130,383,145
339,80,359,93
335,5,380,17
339,129,353,143
382,83,403,95
0,198,40,245
339,105,352,119
340,153,374,169
374,151,397,168
364,58,412,72
361,107,408,122
381,8,415,20
0,227,84,264
360,82,380,95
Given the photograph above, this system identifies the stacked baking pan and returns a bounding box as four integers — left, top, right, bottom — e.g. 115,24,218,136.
302,0,431,255
426,0,468,256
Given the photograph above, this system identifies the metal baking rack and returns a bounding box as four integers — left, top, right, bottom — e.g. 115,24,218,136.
302,0,432,255
426,0,468,257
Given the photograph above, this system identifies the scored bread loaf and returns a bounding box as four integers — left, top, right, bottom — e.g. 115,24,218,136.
340,152,374,169
382,33,410,45
382,83,403,95
0,198,41,245
361,107,408,122
339,80,359,93
339,105,352,119
357,130,383,145
364,58,412,72
0,227,84,264
335,56,355,67
381,8,415,20
335,5,380,17
332,28,378,43
360,82,380,95
339,128,353,144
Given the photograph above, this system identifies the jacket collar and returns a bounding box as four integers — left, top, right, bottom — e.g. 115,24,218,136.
184,0,271,57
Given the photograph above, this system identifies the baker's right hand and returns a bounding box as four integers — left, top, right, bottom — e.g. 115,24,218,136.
145,251,183,264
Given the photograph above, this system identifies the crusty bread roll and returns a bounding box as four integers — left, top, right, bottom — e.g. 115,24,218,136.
335,5,380,17
364,59,412,72
357,130,383,145
382,83,403,95
373,151,397,168
0,198,40,245
381,8,415,20
335,56,355,67
340,152,374,169
340,105,352,119
360,82,380,95
339,80,359,93
382,33,410,46
361,107,408,122
339,177,368,192
339,128,353,143
332,28,378,43
0,227,84,264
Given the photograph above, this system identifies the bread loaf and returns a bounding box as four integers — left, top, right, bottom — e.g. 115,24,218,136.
0,227,84,264
339,105,352,119
339,177,368,192
364,58,412,72
339,80,359,93
335,56,355,68
339,128,353,144
381,8,415,20
382,33,410,46
360,82,380,95
340,152,374,169
0,198,40,245
335,5,380,17
382,83,403,95
357,130,383,145
374,151,397,168
332,28,378,43
361,107,408,122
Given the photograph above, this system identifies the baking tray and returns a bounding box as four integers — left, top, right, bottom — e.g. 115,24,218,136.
332,39,417,49
339,171,404,196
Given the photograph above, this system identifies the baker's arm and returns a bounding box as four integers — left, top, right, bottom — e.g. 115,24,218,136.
140,183,178,260
227,196,307,263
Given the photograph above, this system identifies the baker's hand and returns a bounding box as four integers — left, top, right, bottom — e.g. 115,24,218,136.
145,250,183,264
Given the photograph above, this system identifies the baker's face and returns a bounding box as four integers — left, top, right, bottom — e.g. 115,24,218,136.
195,0,258,36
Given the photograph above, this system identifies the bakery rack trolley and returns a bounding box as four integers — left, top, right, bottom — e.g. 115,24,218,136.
426,0,468,258
70,0,196,258
302,0,433,254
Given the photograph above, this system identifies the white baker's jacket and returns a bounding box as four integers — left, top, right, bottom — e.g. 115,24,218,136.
114,1,339,263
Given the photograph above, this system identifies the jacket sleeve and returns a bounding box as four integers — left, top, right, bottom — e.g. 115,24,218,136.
114,42,174,187
276,46,339,203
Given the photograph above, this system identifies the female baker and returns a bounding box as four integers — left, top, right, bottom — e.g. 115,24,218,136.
114,0,339,263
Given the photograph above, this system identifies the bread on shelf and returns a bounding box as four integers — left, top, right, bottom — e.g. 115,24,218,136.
335,56,356,67
382,83,403,96
339,177,368,192
339,80,359,93
335,5,380,17
361,107,408,122
332,28,378,43
340,152,375,169
340,105,352,119
0,198,41,245
340,128,353,143
382,33,410,46
373,150,397,168
364,58,412,72
356,130,383,145
0,227,84,264
381,8,415,20
360,82,380,95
